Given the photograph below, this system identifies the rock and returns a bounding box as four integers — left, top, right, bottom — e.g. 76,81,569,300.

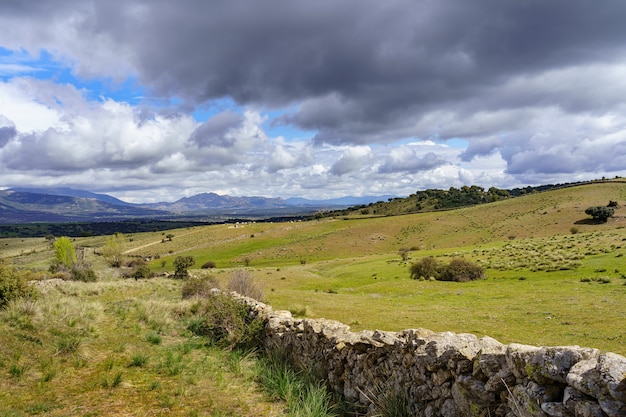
529,347,599,384
479,336,509,377
507,343,542,381
573,401,608,417
597,353,626,403
541,402,573,417
567,359,598,397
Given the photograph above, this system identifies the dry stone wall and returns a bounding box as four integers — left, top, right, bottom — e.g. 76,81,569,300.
235,293,626,417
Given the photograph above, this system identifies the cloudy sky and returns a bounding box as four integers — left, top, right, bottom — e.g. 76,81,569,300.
1,0,626,203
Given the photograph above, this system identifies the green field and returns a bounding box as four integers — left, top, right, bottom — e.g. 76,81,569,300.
3,181,626,356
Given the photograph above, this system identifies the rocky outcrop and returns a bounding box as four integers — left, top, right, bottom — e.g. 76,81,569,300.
234,293,626,417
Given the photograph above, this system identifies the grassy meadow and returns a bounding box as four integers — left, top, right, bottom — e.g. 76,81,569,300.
1,181,626,415
0,277,290,416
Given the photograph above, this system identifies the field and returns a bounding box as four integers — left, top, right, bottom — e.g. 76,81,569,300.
1,182,626,414
111,182,625,354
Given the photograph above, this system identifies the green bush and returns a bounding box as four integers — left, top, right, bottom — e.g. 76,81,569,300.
173,256,195,279
182,275,220,299
410,257,484,282
438,258,485,282
187,293,264,350
131,265,153,280
0,262,38,309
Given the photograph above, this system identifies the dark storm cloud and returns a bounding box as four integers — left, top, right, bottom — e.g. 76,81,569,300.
460,137,502,162
0,116,17,147
6,0,626,129
125,0,626,145
2,0,626,195
189,110,243,148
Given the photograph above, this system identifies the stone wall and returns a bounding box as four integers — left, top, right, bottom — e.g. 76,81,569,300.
236,293,626,417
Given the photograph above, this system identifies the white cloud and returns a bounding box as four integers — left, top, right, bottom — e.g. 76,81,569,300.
330,146,372,176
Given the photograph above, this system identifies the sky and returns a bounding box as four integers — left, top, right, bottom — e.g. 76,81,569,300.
1,0,626,203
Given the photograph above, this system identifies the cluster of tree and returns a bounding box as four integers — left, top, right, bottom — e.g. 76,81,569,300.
414,186,511,209
326,178,622,219
410,256,485,282
0,220,212,239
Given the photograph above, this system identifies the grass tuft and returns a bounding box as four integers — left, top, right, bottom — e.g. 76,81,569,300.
255,353,337,417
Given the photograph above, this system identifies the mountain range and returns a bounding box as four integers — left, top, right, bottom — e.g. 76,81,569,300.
0,187,393,223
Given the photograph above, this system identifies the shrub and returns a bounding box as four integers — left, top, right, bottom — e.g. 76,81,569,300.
131,265,153,280
201,261,217,269
173,256,195,279
182,275,220,299
187,293,264,350
126,258,146,268
70,267,98,282
409,257,440,280
438,258,485,282
227,270,263,301
0,262,38,309
102,233,125,267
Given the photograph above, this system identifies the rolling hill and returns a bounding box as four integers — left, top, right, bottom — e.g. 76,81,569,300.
3,180,626,354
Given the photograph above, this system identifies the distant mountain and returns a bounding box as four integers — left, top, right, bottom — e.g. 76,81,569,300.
0,190,167,223
9,187,134,206
143,192,289,213
0,187,396,223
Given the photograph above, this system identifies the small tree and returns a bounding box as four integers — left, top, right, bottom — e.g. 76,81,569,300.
52,237,77,271
173,256,195,279
585,206,614,222
102,233,125,267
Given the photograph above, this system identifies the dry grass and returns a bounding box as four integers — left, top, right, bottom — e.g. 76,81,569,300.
0,278,287,416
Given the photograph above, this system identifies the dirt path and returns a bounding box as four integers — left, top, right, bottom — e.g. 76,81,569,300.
122,229,198,254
